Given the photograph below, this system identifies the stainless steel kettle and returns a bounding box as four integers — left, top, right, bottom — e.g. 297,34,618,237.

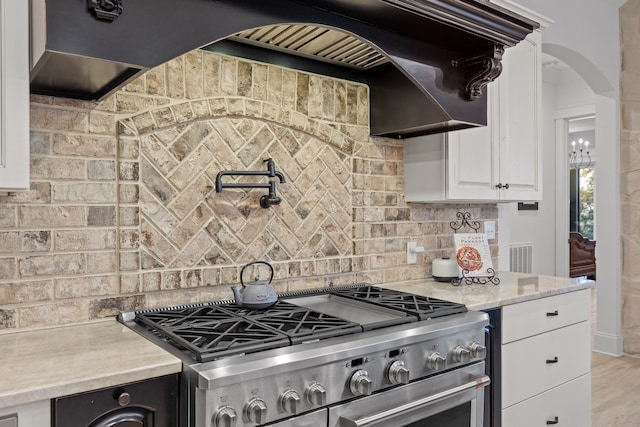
231,261,278,309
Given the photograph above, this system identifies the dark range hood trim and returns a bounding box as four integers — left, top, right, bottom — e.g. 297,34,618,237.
30,52,143,101
296,0,538,47
31,0,538,137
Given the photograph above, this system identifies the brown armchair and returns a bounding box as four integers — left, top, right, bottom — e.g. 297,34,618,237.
569,232,596,279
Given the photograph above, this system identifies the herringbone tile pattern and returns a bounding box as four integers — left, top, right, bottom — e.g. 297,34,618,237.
139,117,352,268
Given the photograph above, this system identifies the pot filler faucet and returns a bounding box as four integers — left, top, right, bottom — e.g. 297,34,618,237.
215,158,286,208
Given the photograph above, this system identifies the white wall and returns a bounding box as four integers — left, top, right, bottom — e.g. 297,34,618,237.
506,80,558,276
556,78,598,108
503,0,623,355
516,0,623,96
508,67,595,276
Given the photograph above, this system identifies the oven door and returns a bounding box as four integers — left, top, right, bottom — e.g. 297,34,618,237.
266,409,327,426
329,362,488,427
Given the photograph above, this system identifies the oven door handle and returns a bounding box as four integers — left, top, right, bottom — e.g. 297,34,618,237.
338,375,490,427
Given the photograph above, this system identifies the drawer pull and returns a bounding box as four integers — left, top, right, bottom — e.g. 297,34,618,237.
546,356,559,364
546,310,559,317
546,416,559,425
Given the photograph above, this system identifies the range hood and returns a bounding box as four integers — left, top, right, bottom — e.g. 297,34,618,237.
30,0,538,137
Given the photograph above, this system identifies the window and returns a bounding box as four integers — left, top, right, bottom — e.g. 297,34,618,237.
570,167,594,240
568,117,595,240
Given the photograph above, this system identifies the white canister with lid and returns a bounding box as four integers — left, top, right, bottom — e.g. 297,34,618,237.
432,257,459,282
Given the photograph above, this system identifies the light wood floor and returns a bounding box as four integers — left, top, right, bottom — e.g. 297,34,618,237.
592,352,640,426
591,288,640,427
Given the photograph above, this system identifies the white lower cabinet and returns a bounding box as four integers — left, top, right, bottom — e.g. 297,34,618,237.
502,321,591,408
501,289,592,426
0,401,50,427
502,374,591,427
502,290,591,344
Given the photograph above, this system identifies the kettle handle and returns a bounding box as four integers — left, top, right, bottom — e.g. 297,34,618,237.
240,261,275,286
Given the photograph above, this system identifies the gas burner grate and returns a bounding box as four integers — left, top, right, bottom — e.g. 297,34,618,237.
255,308,363,344
165,319,290,362
134,300,362,362
207,301,363,341
135,306,291,362
329,285,467,320
131,286,468,361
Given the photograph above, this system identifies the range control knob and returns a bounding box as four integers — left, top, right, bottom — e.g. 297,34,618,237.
213,406,237,427
426,352,447,371
349,369,373,396
116,391,131,407
468,341,487,359
387,360,410,385
306,382,327,406
245,398,267,424
280,389,301,414
451,345,471,363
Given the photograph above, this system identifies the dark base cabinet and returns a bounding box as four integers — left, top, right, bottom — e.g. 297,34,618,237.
52,374,178,427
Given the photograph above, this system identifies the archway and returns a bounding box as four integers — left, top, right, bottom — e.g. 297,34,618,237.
544,44,621,356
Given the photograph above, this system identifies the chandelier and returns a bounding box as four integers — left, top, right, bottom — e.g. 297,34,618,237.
569,137,594,169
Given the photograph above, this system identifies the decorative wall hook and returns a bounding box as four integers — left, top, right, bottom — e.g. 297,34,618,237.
215,159,286,208
449,211,481,233
87,0,123,21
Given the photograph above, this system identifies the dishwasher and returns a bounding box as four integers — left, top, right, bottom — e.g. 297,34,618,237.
52,374,178,427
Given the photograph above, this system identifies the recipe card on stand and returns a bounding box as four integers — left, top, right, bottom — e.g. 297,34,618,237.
453,233,493,277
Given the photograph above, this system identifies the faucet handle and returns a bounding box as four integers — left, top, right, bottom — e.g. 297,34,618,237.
260,181,282,208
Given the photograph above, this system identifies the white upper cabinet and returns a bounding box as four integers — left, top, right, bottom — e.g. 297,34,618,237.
404,2,550,203
0,0,29,193
448,29,542,202
496,29,541,201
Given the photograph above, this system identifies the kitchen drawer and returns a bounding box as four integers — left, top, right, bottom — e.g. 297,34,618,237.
0,416,17,427
502,321,591,408
502,289,590,344
502,373,591,427
0,401,49,427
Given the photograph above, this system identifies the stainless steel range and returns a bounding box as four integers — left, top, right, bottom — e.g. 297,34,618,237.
119,285,489,427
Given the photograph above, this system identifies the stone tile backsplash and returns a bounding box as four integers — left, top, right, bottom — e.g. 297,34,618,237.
620,1,640,353
0,49,498,331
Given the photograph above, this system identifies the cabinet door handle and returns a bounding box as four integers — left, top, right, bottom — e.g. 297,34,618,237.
546,356,559,364
546,310,559,317
546,416,559,424
503,183,509,189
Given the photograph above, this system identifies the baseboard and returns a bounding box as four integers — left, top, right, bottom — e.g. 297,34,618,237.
593,331,624,356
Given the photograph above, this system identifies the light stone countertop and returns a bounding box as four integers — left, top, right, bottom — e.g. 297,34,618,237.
380,271,596,311
0,319,182,410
